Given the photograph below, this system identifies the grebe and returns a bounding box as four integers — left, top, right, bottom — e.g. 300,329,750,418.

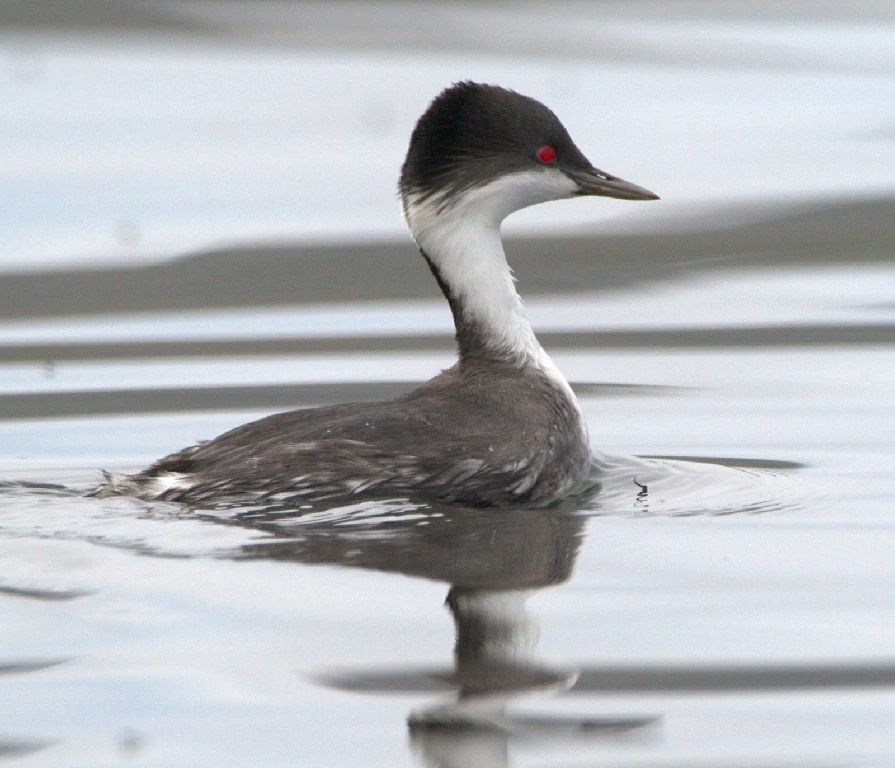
125,82,658,508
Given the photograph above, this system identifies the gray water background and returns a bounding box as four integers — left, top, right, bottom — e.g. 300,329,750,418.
1,2,894,765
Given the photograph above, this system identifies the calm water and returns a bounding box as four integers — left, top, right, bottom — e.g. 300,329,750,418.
2,4,895,766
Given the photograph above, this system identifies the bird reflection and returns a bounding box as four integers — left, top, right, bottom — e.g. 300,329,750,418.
445,587,575,699
205,497,656,766
407,586,654,768
231,499,583,589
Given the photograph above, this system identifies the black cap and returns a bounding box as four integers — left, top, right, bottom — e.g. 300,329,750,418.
400,82,658,207
399,81,593,205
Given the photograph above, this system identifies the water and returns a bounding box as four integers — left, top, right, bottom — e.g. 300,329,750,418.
2,4,895,766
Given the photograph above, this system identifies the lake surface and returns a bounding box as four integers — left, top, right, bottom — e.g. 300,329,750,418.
2,3,895,766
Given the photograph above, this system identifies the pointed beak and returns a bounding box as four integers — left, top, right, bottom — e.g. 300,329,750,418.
565,166,659,201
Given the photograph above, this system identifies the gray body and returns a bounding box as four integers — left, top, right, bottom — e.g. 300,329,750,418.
123,82,657,509
137,352,588,507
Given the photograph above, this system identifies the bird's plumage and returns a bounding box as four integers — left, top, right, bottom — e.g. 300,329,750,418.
114,82,657,510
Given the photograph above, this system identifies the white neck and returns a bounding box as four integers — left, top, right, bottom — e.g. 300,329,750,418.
403,169,578,366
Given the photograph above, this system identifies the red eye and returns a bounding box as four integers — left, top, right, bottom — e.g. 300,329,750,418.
536,145,556,163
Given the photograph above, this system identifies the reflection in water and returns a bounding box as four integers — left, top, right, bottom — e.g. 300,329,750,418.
2,463,892,764
233,502,584,590
191,485,895,765
3,463,895,764
218,498,658,765
407,587,657,768
445,588,572,699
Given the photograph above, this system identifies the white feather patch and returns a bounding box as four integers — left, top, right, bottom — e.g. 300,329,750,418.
404,169,577,364
144,472,194,495
403,168,586,442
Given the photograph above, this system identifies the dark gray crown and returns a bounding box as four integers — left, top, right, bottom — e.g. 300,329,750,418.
399,81,593,205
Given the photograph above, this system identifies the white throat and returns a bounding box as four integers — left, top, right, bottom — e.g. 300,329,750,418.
403,168,577,366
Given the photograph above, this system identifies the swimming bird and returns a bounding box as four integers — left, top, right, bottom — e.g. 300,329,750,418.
125,82,658,508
